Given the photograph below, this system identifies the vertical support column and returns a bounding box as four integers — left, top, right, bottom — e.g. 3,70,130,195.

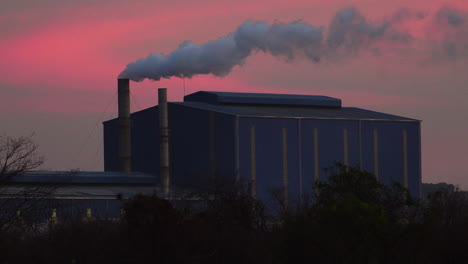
235,116,240,182
282,128,289,209
418,124,422,198
343,128,349,168
298,120,303,202
314,128,319,181
117,78,131,173
373,129,379,180
403,130,408,188
159,88,170,195
209,112,215,180
250,126,256,199
359,120,363,170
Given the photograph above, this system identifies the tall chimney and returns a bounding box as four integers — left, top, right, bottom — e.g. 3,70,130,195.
159,88,170,195
118,78,131,173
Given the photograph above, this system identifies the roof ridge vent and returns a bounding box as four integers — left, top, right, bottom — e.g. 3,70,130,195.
184,91,341,108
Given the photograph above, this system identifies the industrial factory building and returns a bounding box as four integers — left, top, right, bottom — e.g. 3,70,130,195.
103,79,421,207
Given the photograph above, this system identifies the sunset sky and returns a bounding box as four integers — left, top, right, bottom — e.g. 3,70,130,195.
1,0,467,187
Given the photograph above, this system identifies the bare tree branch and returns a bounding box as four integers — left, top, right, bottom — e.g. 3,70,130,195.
0,134,51,232
0,135,44,183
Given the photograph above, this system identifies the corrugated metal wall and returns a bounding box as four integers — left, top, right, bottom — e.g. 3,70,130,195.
104,107,160,178
131,107,160,178
237,117,421,209
300,119,361,193
104,104,236,189
103,119,118,172
238,117,301,209
169,104,235,188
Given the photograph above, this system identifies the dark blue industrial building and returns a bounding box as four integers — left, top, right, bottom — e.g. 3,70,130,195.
103,90,421,207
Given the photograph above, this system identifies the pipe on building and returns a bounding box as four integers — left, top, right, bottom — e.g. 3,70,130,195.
118,78,131,173
159,88,170,195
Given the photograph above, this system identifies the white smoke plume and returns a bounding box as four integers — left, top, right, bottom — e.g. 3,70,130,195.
120,6,468,82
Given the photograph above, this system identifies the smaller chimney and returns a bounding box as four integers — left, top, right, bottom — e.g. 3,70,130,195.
118,78,131,173
159,88,170,195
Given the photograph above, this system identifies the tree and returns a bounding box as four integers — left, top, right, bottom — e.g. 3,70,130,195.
0,134,54,232
277,164,417,264
0,135,44,182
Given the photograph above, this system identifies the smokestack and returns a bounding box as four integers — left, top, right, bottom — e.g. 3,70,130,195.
118,78,131,173
159,88,170,195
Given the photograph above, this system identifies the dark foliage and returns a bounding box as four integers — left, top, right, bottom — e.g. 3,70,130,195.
1,165,468,264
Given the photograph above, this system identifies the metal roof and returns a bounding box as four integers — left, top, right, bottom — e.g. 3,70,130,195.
173,102,419,121
4,172,198,200
10,171,158,185
184,91,342,108
102,91,419,123
0,185,158,199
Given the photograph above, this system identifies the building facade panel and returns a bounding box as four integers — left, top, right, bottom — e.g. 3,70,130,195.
238,117,301,209
131,107,159,178
360,120,421,195
300,119,360,195
103,120,119,172
407,122,421,196
167,104,212,187
213,112,236,179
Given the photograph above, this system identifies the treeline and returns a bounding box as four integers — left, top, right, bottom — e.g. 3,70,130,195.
1,165,468,264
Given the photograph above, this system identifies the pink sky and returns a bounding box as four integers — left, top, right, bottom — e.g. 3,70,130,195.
1,0,467,188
